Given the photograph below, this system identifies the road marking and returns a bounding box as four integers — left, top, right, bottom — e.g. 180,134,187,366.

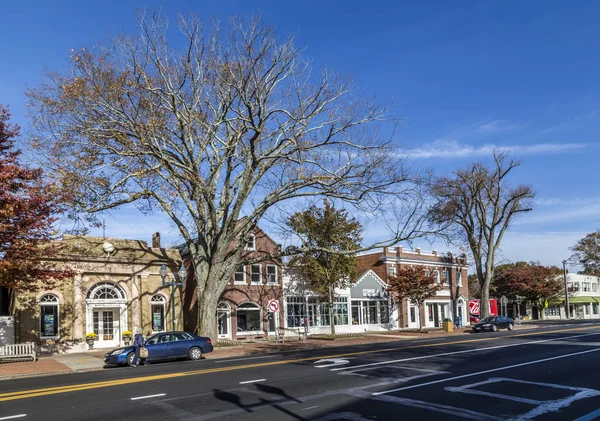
301,406,320,411
575,408,600,421
314,358,351,368
215,355,280,363
239,379,266,384
0,416,27,420
372,347,600,395
445,377,600,420
371,394,501,420
332,332,600,372
130,393,166,400
1,325,598,402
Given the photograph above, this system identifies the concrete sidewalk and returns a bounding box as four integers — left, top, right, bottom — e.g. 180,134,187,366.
0,325,541,381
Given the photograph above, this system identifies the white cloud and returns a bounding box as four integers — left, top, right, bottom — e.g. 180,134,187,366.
401,140,586,160
534,197,600,207
474,119,519,134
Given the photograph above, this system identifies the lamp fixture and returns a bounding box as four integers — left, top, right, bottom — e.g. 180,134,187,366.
102,241,115,255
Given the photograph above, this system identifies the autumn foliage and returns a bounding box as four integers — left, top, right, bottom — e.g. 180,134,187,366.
493,262,563,316
0,104,71,290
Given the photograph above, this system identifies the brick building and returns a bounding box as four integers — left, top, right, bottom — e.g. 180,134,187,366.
3,234,183,351
355,246,469,329
181,226,283,340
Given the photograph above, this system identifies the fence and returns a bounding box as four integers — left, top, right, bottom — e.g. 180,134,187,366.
0,342,37,362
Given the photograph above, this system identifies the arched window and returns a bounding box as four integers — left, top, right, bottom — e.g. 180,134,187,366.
217,302,231,337
39,294,59,338
237,302,261,334
87,282,125,301
151,295,166,332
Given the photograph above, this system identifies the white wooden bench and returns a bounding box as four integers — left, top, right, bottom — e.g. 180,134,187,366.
0,343,37,362
280,328,306,343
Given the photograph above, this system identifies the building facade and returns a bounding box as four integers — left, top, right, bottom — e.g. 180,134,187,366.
5,234,183,351
545,273,600,320
356,246,469,329
282,246,469,333
182,227,283,341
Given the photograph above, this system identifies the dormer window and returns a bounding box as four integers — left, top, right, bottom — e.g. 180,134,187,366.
245,234,256,251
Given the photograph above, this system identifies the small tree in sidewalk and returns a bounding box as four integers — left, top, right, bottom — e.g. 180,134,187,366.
287,200,362,337
388,265,443,330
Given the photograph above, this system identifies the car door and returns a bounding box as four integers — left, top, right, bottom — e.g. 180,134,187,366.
145,333,173,361
497,316,508,329
170,332,194,358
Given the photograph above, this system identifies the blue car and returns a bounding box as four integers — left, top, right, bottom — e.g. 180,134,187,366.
104,331,213,366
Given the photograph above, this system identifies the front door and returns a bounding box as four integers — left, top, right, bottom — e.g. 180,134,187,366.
408,305,419,329
93,309,119,347
217,309,231,339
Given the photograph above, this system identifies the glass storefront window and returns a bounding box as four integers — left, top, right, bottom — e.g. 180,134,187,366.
379,301,390,324
237,303,261,333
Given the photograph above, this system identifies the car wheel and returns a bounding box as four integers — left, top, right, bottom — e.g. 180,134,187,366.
492,324,498,332
188,346,203,361
507,323,514,331
126,352,135,366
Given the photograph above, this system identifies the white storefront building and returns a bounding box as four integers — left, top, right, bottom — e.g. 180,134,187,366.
545,273,600,320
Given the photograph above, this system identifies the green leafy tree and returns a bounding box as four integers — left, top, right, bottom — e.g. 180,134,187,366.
429,152,534,318
493,262,562,319
288,201,362,337
387,265,443,330
570,230,600,275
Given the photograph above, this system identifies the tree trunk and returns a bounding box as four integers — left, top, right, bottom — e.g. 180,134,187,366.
417,302,423,331
479,274,492,318
194,259,235,340
329,285,335,338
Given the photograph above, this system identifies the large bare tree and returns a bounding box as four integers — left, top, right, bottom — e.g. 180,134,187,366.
429,152,534,318
27,13,431,338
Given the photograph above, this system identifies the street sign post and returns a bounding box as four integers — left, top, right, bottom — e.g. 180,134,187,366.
515,295,523,325
267,299,280,344
500,295,508,317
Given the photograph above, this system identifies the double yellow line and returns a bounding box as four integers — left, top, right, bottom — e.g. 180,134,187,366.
0,325,597,402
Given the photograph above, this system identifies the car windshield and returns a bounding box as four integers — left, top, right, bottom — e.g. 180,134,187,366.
483,317,497,322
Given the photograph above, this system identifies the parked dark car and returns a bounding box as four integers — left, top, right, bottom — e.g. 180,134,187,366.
104,331,213,366
472,316,514,333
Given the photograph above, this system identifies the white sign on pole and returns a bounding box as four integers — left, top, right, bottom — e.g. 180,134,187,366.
268,299,280,313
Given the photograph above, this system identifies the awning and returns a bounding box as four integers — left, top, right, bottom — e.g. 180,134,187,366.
550,296,600,304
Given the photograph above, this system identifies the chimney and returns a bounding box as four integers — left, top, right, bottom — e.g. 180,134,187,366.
152,232,161,249
432,249,437,256
416,247,421,254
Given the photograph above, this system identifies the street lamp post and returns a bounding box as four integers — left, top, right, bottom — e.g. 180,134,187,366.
562,260,570,320
160,263,187,331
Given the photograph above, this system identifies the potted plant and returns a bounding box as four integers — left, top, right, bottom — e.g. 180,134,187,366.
122,330,133,345
86,332,97,349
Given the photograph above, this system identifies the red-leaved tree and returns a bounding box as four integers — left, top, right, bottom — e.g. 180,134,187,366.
0,104,71,291
493,263,563,319
388,265,444,330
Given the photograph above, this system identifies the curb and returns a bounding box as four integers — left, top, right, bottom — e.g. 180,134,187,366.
0,325,547,381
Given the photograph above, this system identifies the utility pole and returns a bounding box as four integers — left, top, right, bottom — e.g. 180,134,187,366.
562,260,570,319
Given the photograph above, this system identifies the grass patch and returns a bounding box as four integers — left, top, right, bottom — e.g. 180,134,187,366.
308,333,364,341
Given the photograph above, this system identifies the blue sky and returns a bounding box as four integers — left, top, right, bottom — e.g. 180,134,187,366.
2,1,599,270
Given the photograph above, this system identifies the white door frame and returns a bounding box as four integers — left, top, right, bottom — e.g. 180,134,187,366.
86,301,127,347
217,303,232,339
407,300,420,329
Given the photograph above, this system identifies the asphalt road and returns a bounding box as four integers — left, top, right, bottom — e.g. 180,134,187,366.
2,323,600,421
